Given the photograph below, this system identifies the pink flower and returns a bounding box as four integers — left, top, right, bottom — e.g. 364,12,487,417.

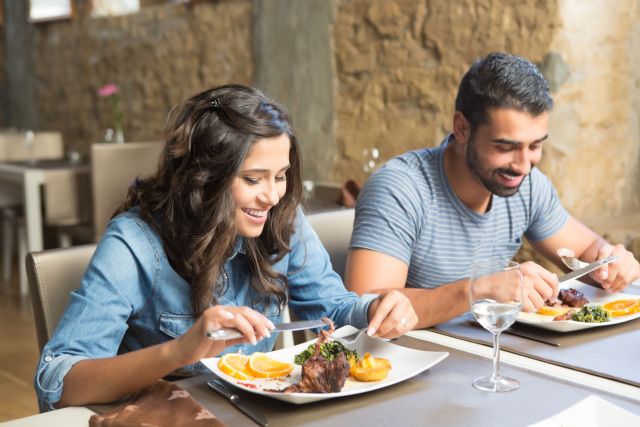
98,83,119,97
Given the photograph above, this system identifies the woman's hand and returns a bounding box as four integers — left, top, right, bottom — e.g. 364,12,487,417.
366,289,417,339
170,305,275,366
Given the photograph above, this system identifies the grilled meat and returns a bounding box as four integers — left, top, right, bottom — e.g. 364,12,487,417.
283,351,349,393
558,288,589,308
283,318,350,393
553,308,578,321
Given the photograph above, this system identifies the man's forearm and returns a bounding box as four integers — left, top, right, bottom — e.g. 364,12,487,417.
367,279,470,329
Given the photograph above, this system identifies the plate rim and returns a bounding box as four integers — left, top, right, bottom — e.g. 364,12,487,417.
201,325,449,404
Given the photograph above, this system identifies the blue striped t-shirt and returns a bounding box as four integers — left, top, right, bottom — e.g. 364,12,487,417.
350,136,569,289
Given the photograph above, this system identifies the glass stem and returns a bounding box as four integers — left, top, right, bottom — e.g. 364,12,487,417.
491,332,501,381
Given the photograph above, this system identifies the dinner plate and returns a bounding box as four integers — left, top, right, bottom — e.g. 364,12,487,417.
200,325,449,404
516,280,640,332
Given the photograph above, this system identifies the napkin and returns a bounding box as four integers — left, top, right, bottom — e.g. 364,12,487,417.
89,379,227,427
527,395,640,426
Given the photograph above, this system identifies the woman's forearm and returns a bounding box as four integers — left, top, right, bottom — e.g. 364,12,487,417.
57,339,181,407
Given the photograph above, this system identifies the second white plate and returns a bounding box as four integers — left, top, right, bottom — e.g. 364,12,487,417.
516,280,640,332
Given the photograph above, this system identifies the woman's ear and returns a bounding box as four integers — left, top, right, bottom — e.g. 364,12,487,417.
452,112,471,146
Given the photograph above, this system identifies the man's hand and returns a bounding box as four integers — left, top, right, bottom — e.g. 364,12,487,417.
591,243,640,293
366,289,418,339
518,261,560,312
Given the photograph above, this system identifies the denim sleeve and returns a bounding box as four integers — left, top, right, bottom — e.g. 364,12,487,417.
286,209,378,328
34,215,159,410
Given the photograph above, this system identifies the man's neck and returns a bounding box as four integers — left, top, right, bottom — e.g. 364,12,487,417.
443,138,492,213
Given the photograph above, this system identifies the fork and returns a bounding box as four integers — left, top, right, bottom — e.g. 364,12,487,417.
331,328,367,346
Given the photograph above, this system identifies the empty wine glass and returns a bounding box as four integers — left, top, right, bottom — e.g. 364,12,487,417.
469,258,524,392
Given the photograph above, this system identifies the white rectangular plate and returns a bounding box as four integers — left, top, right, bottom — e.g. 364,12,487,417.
201,325,448,404
517,280,640,332
527,395,640,426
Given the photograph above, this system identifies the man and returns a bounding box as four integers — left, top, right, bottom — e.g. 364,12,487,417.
346,52,640,328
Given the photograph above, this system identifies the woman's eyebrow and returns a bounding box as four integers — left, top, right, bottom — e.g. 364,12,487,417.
240,164,291,174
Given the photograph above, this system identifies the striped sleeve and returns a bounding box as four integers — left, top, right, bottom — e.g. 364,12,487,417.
524,169,570,241
350,167,424,265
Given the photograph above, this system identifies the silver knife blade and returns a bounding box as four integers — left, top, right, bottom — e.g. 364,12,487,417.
206,319,327,341
559,255,619,283
207,379,269,427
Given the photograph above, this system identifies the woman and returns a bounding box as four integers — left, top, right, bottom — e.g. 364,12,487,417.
35,84,416,410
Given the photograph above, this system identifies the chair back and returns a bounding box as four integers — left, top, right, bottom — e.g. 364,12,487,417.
91,142,162,242
306,208,355,279
26,244,97,353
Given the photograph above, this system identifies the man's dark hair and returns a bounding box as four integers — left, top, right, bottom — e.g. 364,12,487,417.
455,52,553,130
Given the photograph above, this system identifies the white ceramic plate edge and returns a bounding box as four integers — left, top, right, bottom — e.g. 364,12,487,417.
201,325,449,404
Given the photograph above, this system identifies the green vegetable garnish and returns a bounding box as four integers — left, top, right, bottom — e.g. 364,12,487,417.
572,305,610,323
294,341,358,365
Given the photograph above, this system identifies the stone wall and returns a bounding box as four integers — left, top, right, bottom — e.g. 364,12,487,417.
3,0,640,254
31,1,253,153
331,0,560,183
543,0,640,221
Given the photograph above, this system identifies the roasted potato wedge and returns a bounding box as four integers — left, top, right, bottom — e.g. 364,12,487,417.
349,352,391,382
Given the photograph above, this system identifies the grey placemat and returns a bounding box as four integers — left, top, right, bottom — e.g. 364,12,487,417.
433,310,640,387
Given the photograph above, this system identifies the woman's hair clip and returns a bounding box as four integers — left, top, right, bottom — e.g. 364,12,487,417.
210,98,221,110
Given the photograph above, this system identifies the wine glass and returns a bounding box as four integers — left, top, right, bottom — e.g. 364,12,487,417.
469,258,524,392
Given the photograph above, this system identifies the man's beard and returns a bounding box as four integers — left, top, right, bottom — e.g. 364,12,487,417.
466,137,530,198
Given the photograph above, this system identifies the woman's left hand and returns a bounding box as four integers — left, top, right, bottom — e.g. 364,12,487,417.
366,289,417,339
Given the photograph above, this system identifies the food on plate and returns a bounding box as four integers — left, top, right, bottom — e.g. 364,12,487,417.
349,352,391,382
284,320,350,393
571,305,610,323
552,308,578,321
218,352,293,380
536,306,571,317
601,299,640,317
248,352,294,378
557,288,589,308
537,288,590,320
218,353,254,380
294,340,357,365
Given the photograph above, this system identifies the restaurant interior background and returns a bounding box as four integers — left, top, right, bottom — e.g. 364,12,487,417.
1,0,639,421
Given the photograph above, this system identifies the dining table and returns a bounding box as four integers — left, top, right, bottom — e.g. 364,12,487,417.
5,332,639,426
0,158,90,254
427,282,640,390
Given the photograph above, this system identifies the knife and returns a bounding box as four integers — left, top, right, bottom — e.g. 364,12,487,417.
206,319,327,341
558,255,618,283
207,379,269,427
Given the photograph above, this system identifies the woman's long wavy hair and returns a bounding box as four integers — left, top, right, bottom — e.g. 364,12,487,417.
117,84,302,316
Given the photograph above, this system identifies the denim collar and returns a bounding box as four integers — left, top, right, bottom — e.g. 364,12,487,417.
228,237,246,260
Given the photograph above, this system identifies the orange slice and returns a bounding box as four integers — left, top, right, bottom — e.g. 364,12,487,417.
218,354,254,380
248,353,294,379
601,299,640,317
537,306,571,317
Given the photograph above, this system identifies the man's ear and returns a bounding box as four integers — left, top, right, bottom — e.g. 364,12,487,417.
452,112,471,145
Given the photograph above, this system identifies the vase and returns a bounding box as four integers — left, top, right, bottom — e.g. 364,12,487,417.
115,127,125,144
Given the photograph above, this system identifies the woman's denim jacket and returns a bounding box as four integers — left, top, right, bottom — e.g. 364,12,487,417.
34,207,376,410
